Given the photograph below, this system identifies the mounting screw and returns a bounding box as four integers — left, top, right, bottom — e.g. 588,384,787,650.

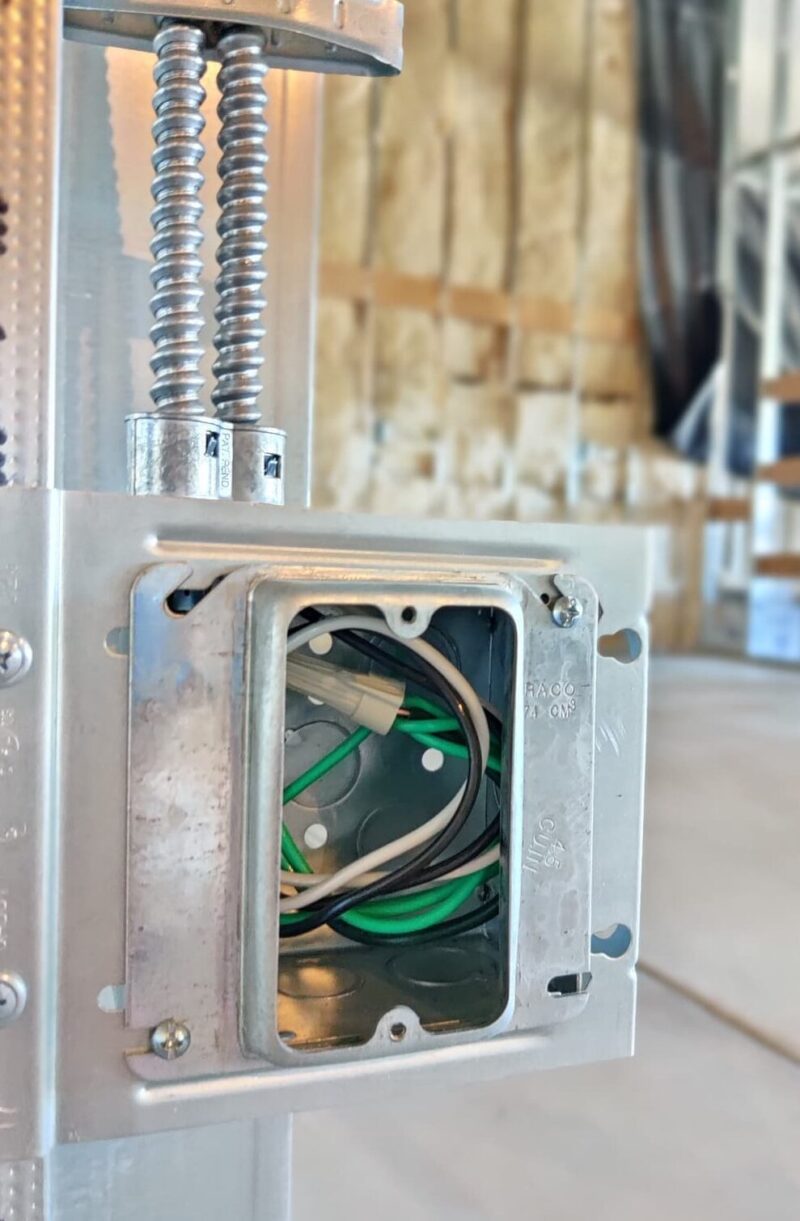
150,1018,191,1061
0,972,28,1026
0,630,32,688
551,596,583,629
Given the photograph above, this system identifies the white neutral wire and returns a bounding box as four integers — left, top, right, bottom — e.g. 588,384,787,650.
279,845,500,894
281,614,490,914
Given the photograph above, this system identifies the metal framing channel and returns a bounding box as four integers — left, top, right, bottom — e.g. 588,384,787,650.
264,69,321,506
0,0,62,1211
0,492,57,1211
0,0,62,489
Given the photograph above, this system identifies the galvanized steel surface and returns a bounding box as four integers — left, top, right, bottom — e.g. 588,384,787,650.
148,22,209,420
0,484,646,1213
126,413,234,498
50,488,645,1139
230,424,287,502
125,562,597,1071
64,0,405,76
0,0,61,488
212,28,270,427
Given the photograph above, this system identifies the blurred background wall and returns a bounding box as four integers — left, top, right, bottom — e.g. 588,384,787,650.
310,0,708,651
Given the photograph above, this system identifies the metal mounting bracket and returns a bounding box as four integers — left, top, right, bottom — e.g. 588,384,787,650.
64,0,405,75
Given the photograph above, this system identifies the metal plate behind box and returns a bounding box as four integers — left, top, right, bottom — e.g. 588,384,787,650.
0,487,647,1151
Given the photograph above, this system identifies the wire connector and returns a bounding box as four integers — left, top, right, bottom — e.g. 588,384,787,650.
286,655,405,735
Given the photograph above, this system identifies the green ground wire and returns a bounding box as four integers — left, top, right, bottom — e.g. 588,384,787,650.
395,716,464,734
280,695,502,933
281,725,371,872
281,723,499,871
333,869,491,934
403,694,452,719
395,714,501,752
397,699,502,765
400,726,502,775
280,863,498,926
343,876,478,933
347,864,497,916
282,725,372,806
281,864,499,934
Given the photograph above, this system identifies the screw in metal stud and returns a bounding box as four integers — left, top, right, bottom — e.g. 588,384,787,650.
0,973,28,1026
0,630,32,687
551,596,584,629
150,1018,192,1060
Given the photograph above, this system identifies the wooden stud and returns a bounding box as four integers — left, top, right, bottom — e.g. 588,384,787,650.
756,458,800,486
761,372,800,400
707,496,752,522
754,554,800,578
318,261,640,343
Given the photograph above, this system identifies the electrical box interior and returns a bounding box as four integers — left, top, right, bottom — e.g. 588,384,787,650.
276,605,516,1053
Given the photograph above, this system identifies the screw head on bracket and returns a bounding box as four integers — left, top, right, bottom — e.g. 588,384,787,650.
0,972,28,1026
551,596,584,629
150,1018,192,1061
0,630,32,687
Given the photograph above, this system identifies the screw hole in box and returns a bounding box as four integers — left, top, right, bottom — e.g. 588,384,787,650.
97,983,127,1013
547,971,592,997
389,1022,407,1042
598,629,642,664
591,923,632,959
164,576,226,617
104,626,129,658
